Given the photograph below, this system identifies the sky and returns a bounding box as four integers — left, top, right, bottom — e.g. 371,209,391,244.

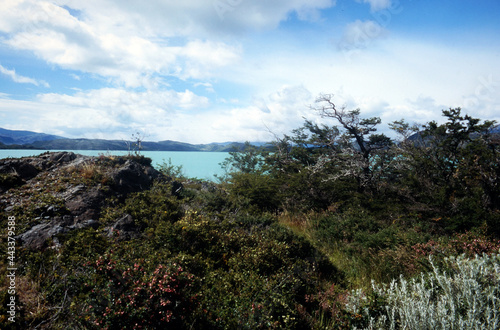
0,0,499,144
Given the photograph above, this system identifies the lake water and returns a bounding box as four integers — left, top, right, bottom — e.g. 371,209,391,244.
0,150,231,180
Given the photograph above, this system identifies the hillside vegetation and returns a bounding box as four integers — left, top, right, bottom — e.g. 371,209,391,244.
1,101,500,329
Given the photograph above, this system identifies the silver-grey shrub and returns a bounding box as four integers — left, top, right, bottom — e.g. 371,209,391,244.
346,252,500,329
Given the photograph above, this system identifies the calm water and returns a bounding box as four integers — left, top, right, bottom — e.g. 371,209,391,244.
0,150,230,180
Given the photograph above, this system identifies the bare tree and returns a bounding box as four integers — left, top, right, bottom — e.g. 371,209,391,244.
131,131,146,155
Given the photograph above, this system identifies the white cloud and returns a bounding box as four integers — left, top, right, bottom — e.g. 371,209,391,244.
0,0,245,87
0,0,336,88
194,82,215,93
193,85,316,142
0,87,209,141
38,87,209,115
178,40,242,79
0,64,49,87
59,0,335,36
0,85,315,143
229,33,500,130
210,0,335,31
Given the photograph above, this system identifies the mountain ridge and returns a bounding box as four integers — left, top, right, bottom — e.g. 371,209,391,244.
0,128,66,145
0,127,259,152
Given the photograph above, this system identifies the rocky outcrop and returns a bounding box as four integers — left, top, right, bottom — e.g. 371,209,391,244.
0,152,79,192
1,152,173,249
110,159,164,196
17,217,99,250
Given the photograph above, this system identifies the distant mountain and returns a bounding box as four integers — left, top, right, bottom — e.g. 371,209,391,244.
0,128,66,145
0,128,254,152
26,138,248,152
30,138,128,150
491,124,500,134
407,124,500,146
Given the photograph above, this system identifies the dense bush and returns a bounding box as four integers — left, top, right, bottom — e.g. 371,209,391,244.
346,252,500,329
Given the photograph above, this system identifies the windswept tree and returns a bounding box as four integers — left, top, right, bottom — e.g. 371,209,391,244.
311,94,392,192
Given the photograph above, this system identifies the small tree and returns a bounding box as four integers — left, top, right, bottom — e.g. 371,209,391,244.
311,94,392,192
131,131,146,155
423,108,495,178
219,142,267,175
402,108,499,232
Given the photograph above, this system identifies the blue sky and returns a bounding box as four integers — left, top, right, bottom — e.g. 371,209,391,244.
0,0,499,143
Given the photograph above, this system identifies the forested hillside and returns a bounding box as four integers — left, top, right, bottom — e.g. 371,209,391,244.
1,99,499,329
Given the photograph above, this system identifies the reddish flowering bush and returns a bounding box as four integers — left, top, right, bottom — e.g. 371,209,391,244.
412,231,500,258
298,284,385,329
83,252,196,329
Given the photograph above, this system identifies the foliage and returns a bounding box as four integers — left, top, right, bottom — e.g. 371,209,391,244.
311,93,393,192
158,157,184,179
125,154,153,167
225,172,282,213
397,108,499,233
220,142,267,175
82,252,196,329
412,230,500,258
0,172,23,190
346,252,500,329
101,181,183,228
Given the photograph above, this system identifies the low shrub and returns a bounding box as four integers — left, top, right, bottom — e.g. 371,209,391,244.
412,230,500,259
346,252,500,329
81,252,196,329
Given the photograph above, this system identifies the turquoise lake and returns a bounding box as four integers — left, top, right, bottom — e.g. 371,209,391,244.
0,150,230,180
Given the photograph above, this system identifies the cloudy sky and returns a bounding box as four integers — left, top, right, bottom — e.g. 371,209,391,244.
0,0,499,143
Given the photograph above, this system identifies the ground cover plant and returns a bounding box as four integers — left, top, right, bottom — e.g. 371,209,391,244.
1,102,499,329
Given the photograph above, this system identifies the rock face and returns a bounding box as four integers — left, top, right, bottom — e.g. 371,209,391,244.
1,152,171,249
17,218,100,250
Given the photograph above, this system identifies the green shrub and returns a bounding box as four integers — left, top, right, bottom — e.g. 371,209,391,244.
411,230,500,272
226,172,282,213
0,172,23,190
101,181,183,229
158,158,184,179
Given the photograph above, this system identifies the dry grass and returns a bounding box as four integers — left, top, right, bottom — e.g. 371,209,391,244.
278,211,315,238
17,276,49,322
61,160,109,185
